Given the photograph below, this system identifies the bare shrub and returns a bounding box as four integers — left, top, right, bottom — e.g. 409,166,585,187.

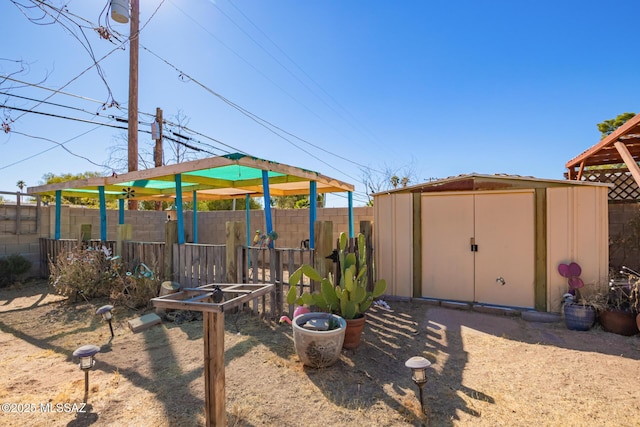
49,246,160,308
110,261,161,309
49,246,118,299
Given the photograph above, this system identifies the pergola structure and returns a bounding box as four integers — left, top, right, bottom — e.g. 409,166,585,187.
566,113,640,187
27,153,356,247
29,153,356,426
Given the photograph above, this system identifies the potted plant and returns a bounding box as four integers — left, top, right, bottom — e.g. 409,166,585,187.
599,266,640,336
287,232,387,349
558,262,597,331
290,312,346,368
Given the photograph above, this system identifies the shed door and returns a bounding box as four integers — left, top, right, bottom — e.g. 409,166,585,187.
422,194,475,301
474,192,534,307
421,192,534,308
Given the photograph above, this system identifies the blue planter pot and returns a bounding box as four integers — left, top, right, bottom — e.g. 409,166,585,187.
564,303,596,331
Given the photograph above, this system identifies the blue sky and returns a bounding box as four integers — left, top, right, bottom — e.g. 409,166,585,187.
1,0,638,207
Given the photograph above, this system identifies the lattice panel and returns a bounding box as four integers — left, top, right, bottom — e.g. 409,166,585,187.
579,169,640,201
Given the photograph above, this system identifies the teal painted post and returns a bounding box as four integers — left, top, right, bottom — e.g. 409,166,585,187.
175,174,185,244
310,181,317,249
99,186,107,241
245,194,251,247
55,190,61,240
192,190,198,244
118,199,125,224
261,170,273,247
348,191,354,238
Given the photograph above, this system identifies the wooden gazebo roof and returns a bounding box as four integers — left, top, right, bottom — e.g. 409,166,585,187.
27,153,354,201
566,113,640,180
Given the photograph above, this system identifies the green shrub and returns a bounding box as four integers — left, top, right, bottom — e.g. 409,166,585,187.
0,254,32,287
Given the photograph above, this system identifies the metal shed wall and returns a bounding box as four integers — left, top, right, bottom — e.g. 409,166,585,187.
374,181,610,312
546,186,609,312
374,193,413,297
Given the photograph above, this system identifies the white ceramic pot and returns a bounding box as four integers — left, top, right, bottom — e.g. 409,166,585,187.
292,312,346,368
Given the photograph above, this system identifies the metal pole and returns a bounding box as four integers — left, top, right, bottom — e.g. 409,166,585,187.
418,384,426,414
84,370,89,403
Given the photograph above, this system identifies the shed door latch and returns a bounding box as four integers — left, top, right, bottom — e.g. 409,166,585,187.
470,237,478,252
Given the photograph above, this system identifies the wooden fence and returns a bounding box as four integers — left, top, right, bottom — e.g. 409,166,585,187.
39,238,117,277
237,246,314,317
173,243,226,287
40,235,372,318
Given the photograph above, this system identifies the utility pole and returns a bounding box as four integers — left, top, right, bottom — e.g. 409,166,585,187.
154,107,163,211
154,107,163,168
127,0,140,210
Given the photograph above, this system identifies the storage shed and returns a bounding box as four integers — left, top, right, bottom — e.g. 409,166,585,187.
373,174,611,313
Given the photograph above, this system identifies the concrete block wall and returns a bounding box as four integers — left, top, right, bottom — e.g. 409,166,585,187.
0,204,43,276
608,202,640,271
0,204,373,278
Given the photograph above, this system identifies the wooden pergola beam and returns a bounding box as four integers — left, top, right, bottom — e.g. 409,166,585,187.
614,141,640,189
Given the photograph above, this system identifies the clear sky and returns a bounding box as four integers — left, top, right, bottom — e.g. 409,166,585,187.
1,0,639,207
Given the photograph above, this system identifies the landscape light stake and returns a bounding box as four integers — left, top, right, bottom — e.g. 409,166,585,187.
73,345,100,403
405,356,431,414
96,305,115,339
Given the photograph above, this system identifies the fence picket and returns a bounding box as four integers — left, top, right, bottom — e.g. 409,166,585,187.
40,237,371,318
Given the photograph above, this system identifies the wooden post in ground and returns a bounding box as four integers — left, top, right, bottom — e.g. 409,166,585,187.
15,192,21,235
79,224,92,243
226,221,245,283
165,221,178,281
154,107,163,211
116,224,132,258
203,310,226,427
313,221,333,293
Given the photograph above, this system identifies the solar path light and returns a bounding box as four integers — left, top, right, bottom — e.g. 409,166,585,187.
96,305,114,339
405,356,431,414
73,344,100,402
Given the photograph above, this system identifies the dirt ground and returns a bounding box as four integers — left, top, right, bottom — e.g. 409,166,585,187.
1,280,639,427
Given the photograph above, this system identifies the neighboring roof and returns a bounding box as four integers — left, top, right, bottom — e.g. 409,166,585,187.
27,153,354,201
566,113,640,174
372,173,611,197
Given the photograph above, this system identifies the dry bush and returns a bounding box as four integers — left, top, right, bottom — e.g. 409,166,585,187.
49,245,160,308
109,261,161,309
49,245,119,298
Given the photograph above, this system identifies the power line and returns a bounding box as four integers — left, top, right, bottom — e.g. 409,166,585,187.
224,0,385,148
140,44,372,185
0,125,105,171
1,104,129,131
0,91,117,119
1,77,252,155
0,75,109,106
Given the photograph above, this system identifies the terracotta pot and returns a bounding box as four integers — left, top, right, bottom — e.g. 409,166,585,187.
598,309,639,336
637,313,640,332
563,303,596,331
343,315,366,350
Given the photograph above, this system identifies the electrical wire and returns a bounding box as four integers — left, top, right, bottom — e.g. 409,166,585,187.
11,130,107,168
0,125,107,171
6,1,380,192
0,76,108,106
140,44,369,184
223,0,384,148
0,91,117,119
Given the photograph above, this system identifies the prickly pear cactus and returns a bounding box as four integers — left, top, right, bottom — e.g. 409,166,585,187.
288,232,386,319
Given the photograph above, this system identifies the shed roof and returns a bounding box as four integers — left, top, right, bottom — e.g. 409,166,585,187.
27,153,354,201
372,173,611,197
